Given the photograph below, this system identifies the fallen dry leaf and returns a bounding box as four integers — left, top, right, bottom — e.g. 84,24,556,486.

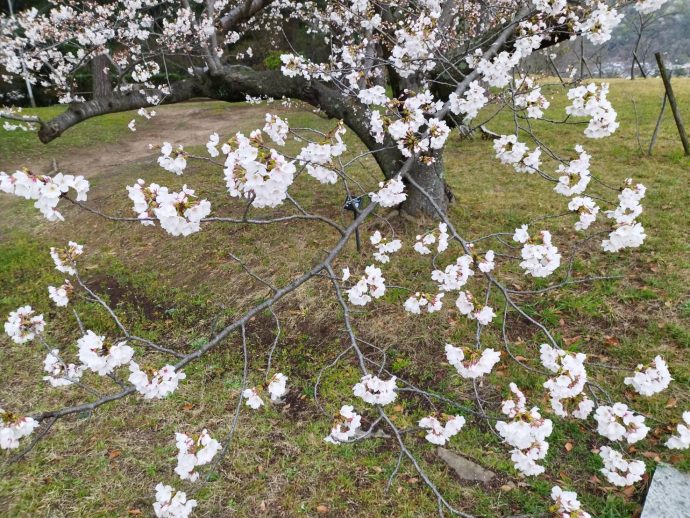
107,449,121,460
604,335,619,346
670,454,684,464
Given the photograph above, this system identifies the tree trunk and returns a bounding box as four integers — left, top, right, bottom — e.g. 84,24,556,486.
91,54,112,99
400,150,450,218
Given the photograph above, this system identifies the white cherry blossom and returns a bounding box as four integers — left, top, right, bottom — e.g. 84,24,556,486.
445,344,500,379
267,372,288,401
551,486,591,518
665,411,690,450
594,403,649,444
153,483,197,518
0,409,39,450
624,356,672,396
174,429,220,481
418,414,465,445
48,279,72,307
353,374,397,406
129,362,186,399
4,305,45,344
369,176,406,207
50,241,83,275
324,405,362,444
77,330,134,376
42,349,84,387
599,446,645,487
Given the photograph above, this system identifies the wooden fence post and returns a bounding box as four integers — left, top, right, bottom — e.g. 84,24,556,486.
648,92,667,156
655,52,690,156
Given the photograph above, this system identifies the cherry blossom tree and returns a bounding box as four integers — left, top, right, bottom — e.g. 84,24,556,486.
0,1,686,517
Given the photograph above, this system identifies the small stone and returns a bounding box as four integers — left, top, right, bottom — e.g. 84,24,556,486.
436,447,495,483
641,463,690,518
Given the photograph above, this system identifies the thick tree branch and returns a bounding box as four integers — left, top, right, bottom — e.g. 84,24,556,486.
38,78,208,143
219,0,275,31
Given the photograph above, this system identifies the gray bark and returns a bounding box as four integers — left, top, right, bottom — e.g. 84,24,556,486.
91,54,113,99
401,149,449,217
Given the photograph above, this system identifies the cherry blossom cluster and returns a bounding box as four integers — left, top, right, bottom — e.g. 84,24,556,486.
493,135,542,174
129,362,187,399
127,180,211,236
0,170,89,221
574,2,623,45
153,483,197,518
0,409,38,450
554,145,592,197
126,179,163,225
223,130,296,208
418,414,465,445
665,411,690,450
566,83,619,139
262,114,289,146
77,330,135,376
43,349,84,388
568,196,599,231
242,373,289,410
174,429,220,481
476,249,495,273
404,292,444,314
495,383,553,476
382,90,451,159
50,241,83,276
602,180,647,252
455,291,497,326
353,374,397,406
370,231,402,264
448,81,488,121
513,227,561,278
431,254,472,288
296,123,347,184
598,446,645,487
3,305,45,344
369,176,407,208
154,185,211,237
550,485,591,518
414,222,449,255
445,344,501,379
539,344,593,419
513,76,550,119
594,403,649,444
324,405,362,445
158,143,188,175
623,355,672,396
346,265,386,306
48,279,73,307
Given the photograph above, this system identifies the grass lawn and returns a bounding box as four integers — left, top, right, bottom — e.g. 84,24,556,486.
0,78,689,517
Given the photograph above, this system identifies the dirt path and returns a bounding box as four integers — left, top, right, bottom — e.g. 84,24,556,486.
3,102,277,176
